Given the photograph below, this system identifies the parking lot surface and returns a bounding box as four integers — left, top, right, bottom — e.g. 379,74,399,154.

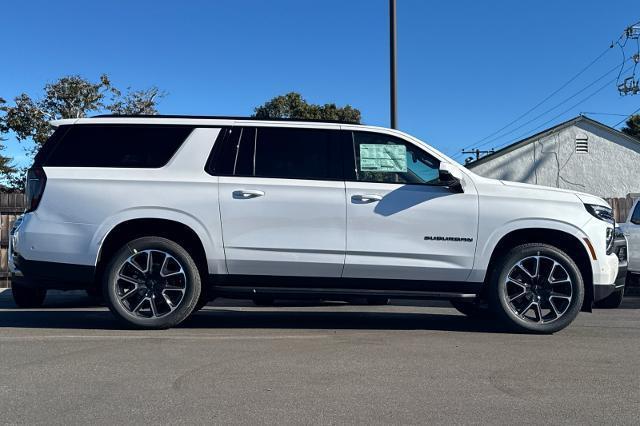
0,289,639,425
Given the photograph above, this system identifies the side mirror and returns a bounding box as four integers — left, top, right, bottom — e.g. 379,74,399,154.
439,163,464,193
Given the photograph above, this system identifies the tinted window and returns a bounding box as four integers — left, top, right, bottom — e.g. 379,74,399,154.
42,125,193,168
253,127,341,180
352,131,440,184
207,127,235,175
235,127,257,176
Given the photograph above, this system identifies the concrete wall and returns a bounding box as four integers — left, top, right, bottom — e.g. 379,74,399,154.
468,121,640,198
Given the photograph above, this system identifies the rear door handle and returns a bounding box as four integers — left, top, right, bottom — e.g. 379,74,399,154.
232,190,265,199
351,194,383,203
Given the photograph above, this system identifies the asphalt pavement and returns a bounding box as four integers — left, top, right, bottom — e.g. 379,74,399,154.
0,289,638,425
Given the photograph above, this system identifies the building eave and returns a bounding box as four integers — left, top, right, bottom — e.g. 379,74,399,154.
466,115,640,168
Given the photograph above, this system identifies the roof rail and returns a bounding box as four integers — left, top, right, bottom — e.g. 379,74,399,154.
91,114,361,125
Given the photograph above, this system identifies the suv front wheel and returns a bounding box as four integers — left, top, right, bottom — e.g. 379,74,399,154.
103,237,201,329
489,243,584,334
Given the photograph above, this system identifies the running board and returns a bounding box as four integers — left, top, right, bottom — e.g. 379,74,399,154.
212,286,477,300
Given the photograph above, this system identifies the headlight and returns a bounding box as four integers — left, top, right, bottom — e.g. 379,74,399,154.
584,204,614,224
606,227,614,254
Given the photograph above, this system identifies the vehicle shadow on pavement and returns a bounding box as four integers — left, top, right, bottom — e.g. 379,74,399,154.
184,308,510,333
0,308,509,333
0,291,511,333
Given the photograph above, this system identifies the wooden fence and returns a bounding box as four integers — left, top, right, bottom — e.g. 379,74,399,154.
0,193,26,288
0,193,637,289
605,195,637,223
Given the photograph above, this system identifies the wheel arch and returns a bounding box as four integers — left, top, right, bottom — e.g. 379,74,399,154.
481,227,594,311
94,217,219,286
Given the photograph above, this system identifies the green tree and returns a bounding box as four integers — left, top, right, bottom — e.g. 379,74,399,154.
0,98,18,191
253,92,361,123
621,114,640,140
0,75,164,190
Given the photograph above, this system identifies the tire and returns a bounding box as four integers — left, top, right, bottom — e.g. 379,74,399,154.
11,283,46,308
594,287,624,309
103,237,201,329
192,293,211,313
450,299,492,319
488,243,584,334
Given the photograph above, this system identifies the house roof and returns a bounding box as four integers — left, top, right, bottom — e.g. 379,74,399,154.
466,115,640,168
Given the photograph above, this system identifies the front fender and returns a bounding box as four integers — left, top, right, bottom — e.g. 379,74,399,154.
469,218,592,282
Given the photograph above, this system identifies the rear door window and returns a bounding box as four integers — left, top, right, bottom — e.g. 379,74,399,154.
253,127,341,180
211,126,343,181
41,125,193,168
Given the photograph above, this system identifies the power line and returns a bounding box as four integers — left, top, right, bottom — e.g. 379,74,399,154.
452,45,613,155
613,105,640,127
579,112,630,117
488,70,630,152
469,59,630,151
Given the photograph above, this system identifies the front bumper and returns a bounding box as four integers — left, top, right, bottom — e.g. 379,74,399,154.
594,233,628,301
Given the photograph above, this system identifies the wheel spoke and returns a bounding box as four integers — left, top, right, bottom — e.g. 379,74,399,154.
519,300,535,316
119,286,138,300
516,262,535,279
507,277,527,290
548,298,562,317
132,297,148,313
164,283,185,292
548,261,559,282
533,302,543,323
162,292,176,311
149,297,159,317
549,292,572,300
509,290,527,302
118,274,142,286
160,254,184,278
127,259,146,274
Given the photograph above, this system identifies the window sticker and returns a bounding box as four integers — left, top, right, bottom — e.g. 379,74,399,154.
359,144,407,172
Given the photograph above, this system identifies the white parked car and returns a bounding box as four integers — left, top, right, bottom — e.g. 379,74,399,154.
619,198,639,279
9,115,626,333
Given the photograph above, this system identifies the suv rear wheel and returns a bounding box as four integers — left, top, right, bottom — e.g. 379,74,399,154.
489,243,584,334
103,237,201,329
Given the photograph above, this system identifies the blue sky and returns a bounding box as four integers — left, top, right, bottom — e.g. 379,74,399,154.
1,0,639,166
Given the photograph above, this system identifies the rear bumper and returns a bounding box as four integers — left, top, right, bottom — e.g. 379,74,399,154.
11,255,95,290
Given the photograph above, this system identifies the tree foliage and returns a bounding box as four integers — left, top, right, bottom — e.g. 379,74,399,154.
253,92,361,123
0,74,164,191
621,114,640,140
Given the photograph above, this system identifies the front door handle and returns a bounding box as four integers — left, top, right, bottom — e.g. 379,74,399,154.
351,194,383,203
232,189,265,199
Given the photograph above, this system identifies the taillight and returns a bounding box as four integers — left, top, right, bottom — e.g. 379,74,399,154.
25,168,47,212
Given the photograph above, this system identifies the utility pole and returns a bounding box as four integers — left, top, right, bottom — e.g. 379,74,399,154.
390,0,398,129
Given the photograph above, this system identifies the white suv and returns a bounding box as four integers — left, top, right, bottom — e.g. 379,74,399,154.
9,115,625,333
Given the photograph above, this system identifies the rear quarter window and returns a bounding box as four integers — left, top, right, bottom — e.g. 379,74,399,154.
41,125,193,168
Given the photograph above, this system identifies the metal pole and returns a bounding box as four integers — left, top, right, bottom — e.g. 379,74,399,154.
390,0,397,129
